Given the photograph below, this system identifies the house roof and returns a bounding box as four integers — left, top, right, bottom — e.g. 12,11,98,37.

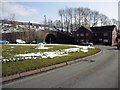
90,25,116,32
78,25,93,32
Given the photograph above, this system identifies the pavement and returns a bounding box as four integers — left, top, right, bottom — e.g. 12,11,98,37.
2,45,118,88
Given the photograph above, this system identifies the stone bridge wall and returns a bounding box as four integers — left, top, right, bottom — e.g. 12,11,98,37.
2,30,74,44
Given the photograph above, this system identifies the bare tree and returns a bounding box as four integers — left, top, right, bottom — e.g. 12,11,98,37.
47,19,53,28
77,7,83,26
82,8,91,26
91,11,99,27
58,9,64,30
54,20,61,29
7,13,16,28
111,18,118,26
67,8,73,32
73,8,78,30
106,19,112,25
118,21,120,31
99,14,108,26
58,6,112,31
63,9,69,32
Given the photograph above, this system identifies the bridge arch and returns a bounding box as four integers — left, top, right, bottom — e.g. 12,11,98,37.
45,34,56,43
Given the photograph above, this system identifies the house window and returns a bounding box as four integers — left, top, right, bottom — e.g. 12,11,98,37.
81,39,84,42
80,33,84,36
104,39,109,42
76,34,79,37
77,39,79,42
103,33,108,36
86,33,89,36
86,40,89,42
95,33,97,36
99,38,102,41
118,39,120,43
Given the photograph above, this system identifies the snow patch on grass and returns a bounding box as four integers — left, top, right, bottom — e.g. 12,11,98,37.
1,45,95,63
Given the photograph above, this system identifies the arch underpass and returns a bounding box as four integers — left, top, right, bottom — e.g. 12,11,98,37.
45,34,56,43
2,30,74,44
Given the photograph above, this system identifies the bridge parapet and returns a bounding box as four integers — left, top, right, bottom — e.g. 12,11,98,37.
2,30,74,44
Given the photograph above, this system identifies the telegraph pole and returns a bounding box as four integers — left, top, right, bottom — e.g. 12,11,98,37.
44,15,47,30
28,21,30,43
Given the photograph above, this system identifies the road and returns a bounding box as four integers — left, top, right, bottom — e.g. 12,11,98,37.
3,45,118,88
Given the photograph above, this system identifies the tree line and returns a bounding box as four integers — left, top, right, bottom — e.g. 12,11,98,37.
1,7,119,33
46,7,118,33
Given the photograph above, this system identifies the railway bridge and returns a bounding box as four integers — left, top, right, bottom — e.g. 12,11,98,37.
2,30,74,44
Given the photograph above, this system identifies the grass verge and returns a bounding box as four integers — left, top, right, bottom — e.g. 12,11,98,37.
2,44,74,58
2,45,100,76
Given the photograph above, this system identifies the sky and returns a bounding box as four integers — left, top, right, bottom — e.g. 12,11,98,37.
0,0,119,24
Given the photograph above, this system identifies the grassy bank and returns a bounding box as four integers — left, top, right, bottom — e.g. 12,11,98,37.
2,44,100,76
2,44,75,58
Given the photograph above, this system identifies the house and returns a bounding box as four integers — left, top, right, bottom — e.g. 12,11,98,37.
74,25,117,46
116,34,120,43
90,25,117,45
0,20,51,33
73,26,93,44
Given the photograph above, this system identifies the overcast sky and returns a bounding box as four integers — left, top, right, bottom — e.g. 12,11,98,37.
1,0,119,23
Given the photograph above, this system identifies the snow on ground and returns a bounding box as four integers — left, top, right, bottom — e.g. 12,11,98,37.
2,44,95,62
15,48,80,58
